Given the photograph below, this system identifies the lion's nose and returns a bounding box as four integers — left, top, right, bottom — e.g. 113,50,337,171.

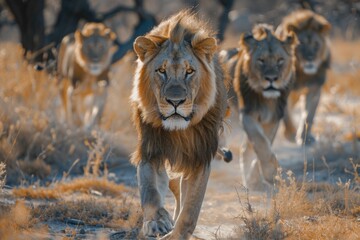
166,98,186,108
265,75,278,82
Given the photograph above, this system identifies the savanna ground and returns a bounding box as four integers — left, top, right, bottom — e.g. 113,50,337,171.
1,5,360,238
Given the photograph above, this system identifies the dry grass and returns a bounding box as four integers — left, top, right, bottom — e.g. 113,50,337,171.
0,42,140,238
32,195,142,228
232,168,360,240
0,35,359,239
13,177,129,199
0,42,134,185
0,200,48,239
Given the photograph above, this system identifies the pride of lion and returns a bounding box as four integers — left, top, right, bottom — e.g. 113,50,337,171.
52,8,331,239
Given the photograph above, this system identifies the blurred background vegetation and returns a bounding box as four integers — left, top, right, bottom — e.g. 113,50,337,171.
1,0,360,64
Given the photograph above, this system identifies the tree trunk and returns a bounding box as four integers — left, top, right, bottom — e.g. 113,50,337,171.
5,0,45,60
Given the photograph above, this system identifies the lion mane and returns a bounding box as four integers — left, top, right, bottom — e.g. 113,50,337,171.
130,11,228,175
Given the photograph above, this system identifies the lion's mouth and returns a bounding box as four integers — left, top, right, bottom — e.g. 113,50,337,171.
161,112,193,121
263,86,279,92
262,86,281,98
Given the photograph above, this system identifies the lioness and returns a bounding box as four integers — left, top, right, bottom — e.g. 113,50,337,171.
57,22,116,129
131,11,228,239
277,10,331,145
222,24,297,189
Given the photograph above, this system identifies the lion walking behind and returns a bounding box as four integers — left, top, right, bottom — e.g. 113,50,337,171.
57,22,117,129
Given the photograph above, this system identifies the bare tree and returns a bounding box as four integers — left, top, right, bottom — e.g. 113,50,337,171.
5,0,233,64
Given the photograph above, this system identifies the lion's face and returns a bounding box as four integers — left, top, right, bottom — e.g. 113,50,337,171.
279,10,331,75
132,35,217,131
241,28,297,98
295,29,329,75
75,23,116,76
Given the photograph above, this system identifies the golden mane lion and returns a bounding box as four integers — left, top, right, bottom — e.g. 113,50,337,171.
57,22,116,129
276,10,331,145
131,10,228,239
221,24,297,190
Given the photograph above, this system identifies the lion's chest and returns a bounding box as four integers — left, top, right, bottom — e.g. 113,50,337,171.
257,101,279,124
139,118,219,173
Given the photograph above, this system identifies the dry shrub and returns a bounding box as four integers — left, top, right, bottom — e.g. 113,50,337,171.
232,168,360,240
18,157,52,179
13,177,129,199
273,169,313,219
84,132,106,177
284,215,360,240
32,196,142,229
0,200,48,239
230,188,288,240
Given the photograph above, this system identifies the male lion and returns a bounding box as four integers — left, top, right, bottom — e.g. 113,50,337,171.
277,10,331,145
131,11,228,239
222,24,297,189
57,22,116,129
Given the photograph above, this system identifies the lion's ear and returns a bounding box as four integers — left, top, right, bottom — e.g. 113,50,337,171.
286,25,298,34
240,32,256,50
318,21,331,35
133,36,158,61
75,29,84,43
103,28,116,41
284,31,298,46
192,37,217,61
282,31,298,53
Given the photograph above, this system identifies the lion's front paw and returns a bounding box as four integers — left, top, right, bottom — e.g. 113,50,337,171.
142,208,173,238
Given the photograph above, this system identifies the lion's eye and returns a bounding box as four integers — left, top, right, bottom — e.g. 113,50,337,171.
257,59,264,65
157,68,166,74
278,58,284,66
186,68,195,75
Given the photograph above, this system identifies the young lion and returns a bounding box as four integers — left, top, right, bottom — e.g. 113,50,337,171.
57,23,116,129
131,11,228,239
277,10,331,145
222,24,297,189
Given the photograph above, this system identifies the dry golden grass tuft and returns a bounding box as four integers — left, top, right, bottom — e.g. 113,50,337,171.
232,168,360,240
13,177,129,199
32,195,142,228
0,200,48,239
